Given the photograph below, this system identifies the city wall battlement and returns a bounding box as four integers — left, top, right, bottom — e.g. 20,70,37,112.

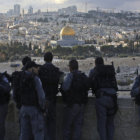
5,96,140,140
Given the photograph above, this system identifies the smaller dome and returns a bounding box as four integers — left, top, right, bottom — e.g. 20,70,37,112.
60,26,75,36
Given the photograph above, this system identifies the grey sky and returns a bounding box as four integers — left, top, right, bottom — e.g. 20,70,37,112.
0,0,140,12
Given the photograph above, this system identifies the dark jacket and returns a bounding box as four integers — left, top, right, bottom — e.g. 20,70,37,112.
39,62,63,101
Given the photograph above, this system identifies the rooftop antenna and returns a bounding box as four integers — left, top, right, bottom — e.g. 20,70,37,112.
96,7,100,12
46,3,49,13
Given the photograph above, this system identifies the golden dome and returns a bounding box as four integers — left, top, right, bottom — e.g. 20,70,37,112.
60,26,75,36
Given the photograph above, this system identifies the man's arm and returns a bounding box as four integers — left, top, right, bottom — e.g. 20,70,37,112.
34,76,46,110
131,76,140,97
62,73,73,91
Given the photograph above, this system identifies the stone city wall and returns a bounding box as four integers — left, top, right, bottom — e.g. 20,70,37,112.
5,96,140,140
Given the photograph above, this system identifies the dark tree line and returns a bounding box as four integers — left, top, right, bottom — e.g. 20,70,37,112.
45,45,101,59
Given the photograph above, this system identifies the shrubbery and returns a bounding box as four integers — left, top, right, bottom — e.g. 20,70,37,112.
2,41,139,62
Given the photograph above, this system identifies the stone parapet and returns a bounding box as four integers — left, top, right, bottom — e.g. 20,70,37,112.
5,97,140,140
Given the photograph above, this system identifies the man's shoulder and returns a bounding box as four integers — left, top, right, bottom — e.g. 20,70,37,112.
12,70,22,75
67,72,73,77
74,70,86,76
41,63,59,70
96,65,115,77
72,71,88,82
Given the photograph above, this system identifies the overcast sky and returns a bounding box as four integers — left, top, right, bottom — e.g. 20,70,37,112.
0,0,140,12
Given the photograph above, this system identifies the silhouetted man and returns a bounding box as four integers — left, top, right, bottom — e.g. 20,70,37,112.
19,61,46,140
89,57,118,140
61,59,89,140
39,52,63,140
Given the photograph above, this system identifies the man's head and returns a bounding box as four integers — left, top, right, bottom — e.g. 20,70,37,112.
44,52,53,63
69,59,78,72
95,57,104,66
25,61,40,74
22,56,31,66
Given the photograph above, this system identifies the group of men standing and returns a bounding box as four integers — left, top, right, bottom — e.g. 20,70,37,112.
13,52,63,140
2,52,139,140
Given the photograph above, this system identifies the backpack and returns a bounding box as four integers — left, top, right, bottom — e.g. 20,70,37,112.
20,72,35,92
11,71,23,109
91,65,118,92
20,72,38,106
63,71,89,105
